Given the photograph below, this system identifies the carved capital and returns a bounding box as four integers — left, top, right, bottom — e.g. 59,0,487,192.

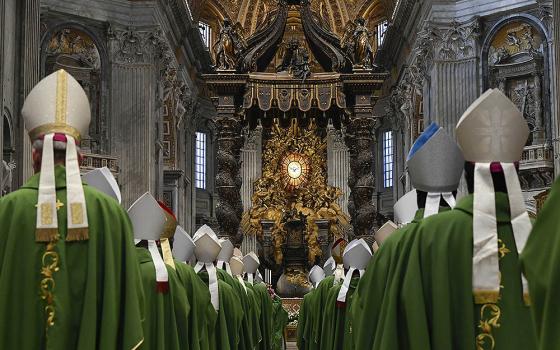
109,26,175,66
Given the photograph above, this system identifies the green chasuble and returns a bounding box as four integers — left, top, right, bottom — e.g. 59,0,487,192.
198,271,243,350
271,294,288,350
521,177,560,350
296,289,314,350
136,248,190,350
246,281,263,347
350,209,431,350
383,193,537,350
174,261,216,350
320,276,360,350
253,282,274,350
308,275,335,350
0,166,144,350
216,269,254,350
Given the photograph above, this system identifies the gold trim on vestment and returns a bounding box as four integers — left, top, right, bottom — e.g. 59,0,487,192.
70,203,84,225
473,290,500,304
40,236,60,332
160,239,176,270
56,70,68,124
476,303,501,350
29,124,82,142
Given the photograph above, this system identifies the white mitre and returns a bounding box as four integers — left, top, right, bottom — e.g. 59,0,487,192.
337,239,372,304
172,225,196,263
243,251,260,284
128,192,169,291
323,256,335,277
309,265,326,288
193,225,221,263
23,70,91,242
83,167,121,204
393,190,418,226
374,220,398,246
407,123,464,218
193,224,222,311
456,88,531,305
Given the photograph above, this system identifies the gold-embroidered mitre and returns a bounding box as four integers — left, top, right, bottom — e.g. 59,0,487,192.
22,69,90,142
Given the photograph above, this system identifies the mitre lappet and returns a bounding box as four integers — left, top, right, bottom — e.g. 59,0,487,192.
82,167,121,204
193,224,222,311
336,238,372,305
456,88,532,304
308,265,326,288
128,192,169,293
216,238,234,276
22,69,91,242
406,122,464,218
158,201,178,270
243,251,260,285
393,189,418,226
172,225,196,264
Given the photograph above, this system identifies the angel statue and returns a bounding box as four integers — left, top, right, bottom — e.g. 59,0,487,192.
213,18,247,71
342,17,376,69
1,160,15,195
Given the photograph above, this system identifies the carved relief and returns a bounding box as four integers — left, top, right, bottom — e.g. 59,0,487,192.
488,22,543,66
44,27,104,153
487,21,546,145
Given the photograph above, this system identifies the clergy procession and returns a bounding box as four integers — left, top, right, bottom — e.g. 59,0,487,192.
2,66,560,350
0,70,288,350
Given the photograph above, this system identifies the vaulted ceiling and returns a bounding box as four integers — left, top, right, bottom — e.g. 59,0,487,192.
190,0,393,37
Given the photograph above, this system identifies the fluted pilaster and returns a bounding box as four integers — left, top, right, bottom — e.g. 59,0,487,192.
327,127,350,215
19,0,40,182
111,64,156,207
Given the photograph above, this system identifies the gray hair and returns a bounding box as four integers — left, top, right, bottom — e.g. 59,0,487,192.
32,139,81,153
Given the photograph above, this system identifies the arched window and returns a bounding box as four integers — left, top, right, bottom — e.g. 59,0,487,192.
195,131,207,189
382,130,394,189
199,21,212,49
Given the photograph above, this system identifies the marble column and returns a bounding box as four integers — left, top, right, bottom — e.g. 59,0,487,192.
344,105,379,239
214,95,244,244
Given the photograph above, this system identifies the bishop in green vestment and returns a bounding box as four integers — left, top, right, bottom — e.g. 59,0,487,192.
174,261,216,350
217,268,255,349
305,275,335,350
136,247,191,350
271,293,289,350
0,166,145,350
0,70,144,350
372,90,539,350
198,271,243,350
253,282,274,350
521,177,560,350
320,276,360,350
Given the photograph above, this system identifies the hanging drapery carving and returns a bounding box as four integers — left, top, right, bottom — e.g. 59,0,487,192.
243,73,347,112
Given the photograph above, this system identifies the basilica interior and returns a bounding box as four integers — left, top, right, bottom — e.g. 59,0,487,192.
0,0,559,343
